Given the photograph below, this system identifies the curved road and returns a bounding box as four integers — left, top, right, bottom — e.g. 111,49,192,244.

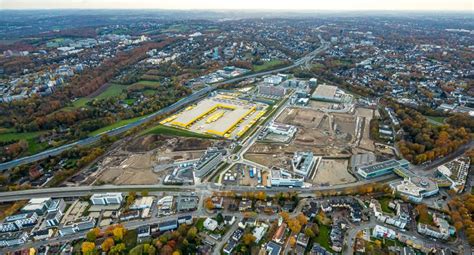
0,41,329,172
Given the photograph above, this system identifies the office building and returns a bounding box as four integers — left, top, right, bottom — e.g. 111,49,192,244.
5,212,38,229
194,148,224,178
356,159,409,179
292,151,318,178
90,193,123,205
258,85,287,98
270,169,304,187
0,232,28,247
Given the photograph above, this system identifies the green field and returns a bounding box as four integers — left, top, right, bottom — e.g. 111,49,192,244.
0,130,48,154
253,60,286,72
313,224,334,252
94,83,127,100
142,124,215,139
88,115,149,137
425,115,446,125
66,83,128,111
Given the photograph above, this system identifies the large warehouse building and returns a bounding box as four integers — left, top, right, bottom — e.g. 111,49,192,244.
162,93,267,139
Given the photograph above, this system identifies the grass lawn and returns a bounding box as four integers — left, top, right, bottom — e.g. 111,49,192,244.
94,83,127,100
378,196,395,214
88,115,148,137
253,60,286,72
0,130,49,154
313,224,334,252
417,212,434,226
124,229,138,249
425,115,446,125
142,124,215,139
89,115,146,136
195,218,205,232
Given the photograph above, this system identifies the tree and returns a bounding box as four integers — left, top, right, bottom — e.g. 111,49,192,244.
141,190,149,197
81,241,95,255
279,211,290,223
296,213,308,226
204,198,215,210
109,243,126,255
304,228,315,238
86,228,100,242
288,218,302,233
101,237,114,252
144,243,156,255
289,236,296,247
242,233,256,246
187,226,198,240
113,225,126,241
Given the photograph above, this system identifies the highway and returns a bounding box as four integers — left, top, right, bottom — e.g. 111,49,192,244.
0,174,396,202
0,40,329,172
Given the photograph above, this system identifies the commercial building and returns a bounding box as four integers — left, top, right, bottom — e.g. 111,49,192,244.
5,212,38,229
311,84,346,103
270,169,304,187
21,198,54,216
356,159,409,179
267,122,297,137
291,151,319,179
0,223,18,233
45,210,63,227
0,232,28,247
59,217,96,236
258,85,287,98
159,220,178,232
176,196,198,212
392,176,439,203
90,193,123,205
164,94,267,139
194,147,225,178
436,156,470,193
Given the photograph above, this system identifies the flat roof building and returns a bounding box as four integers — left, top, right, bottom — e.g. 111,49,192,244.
194,147,224,178
392,176,439,203
311,84,343,103
90,193,123,205
357,159,409,179
292,152,318,179
270,169,304,187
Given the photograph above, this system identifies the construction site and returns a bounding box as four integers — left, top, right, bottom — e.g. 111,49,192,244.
244,100,377,186
89,135,229,185
161,93,268,139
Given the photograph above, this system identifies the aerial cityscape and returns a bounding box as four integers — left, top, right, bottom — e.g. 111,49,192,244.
0,2,473,255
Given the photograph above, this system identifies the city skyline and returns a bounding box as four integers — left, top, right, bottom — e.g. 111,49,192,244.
2,0,472,11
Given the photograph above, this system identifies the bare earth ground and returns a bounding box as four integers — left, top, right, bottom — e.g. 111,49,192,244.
312,159,356,185
355,107,375,152
96,153,158,185
95,135,228,185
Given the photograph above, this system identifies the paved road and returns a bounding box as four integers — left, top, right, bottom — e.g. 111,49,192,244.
0,173,396,202
0,41,329,172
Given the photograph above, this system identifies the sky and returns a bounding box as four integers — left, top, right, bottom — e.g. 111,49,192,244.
1,0,472,11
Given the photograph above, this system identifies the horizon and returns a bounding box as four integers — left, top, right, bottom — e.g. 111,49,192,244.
2,0,473,11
